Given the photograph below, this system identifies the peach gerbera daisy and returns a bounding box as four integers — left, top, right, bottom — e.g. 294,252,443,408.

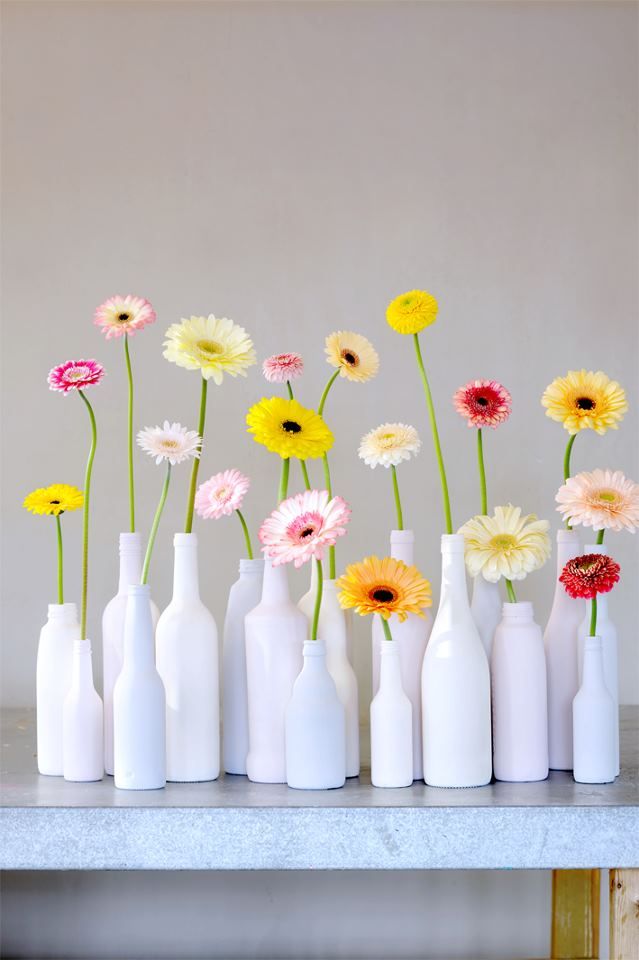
556,469,639,533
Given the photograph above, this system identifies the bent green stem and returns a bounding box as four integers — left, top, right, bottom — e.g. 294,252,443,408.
236,509,254,559
78,390,97,641
505,578,517,603
124,334,135,533
310,558,324,641
318,369,340,417
286,380,294,400
185,376,208,534
477,428,488,515
278,457,290,504
141,463,171,585
412,333,453,534
589,595,598,637
391,465,404,530
563,434,577,530
381,616,394,643
55,515,64,605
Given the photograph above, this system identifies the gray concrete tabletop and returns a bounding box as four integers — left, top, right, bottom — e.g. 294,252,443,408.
1,707,637,871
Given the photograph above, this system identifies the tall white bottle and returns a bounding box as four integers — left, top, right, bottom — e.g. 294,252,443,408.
372,530,432,780
544,529,585,770
371,639,413,788
577,543,619,776
298,571,359,777
421,534,492,788
573,635,616,784
156,533,220,783
102,533,159,776
113,584,166,790
245,559,305,783
63,639,104,782
36,603,78,776
470,575,502,663
223,558,264,775
491,602,548,782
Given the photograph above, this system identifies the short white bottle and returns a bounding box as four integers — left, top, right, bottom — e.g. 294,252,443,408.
470,575,502,663
113,584,166,790
370,637,413,788
36,603,78,776
573,634,616,784
63,639,104,782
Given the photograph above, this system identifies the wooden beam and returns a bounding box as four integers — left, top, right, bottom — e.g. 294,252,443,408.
610,869,639,960
551,869,600,959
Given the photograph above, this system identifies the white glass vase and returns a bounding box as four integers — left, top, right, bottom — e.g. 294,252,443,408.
63,639,104,782
491,601,548,782
222,558,264,775
245,559,305,783
370,639,412,788
470,575,502,663
156,533,219,783
573,635,616,784
372,530,431,780
544,529,585,770
36,603,78,776
421,534,492,788
285,640,346,790
113,584,166,790
102,533,159,776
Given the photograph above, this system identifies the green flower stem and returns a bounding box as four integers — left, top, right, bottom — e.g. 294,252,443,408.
412,333,453,534
563,434,577,530
185,376,208,534
596,529,605,546
279,457,290,504
505,578,517,603
318,369,340,417
78,390,97,641
141,463,171,585
55,515,64,605
590,595,598,637
236,509,254,559
477,428,488,515
381,616,394,643
123,334,135,533
286,380,294,400
310,558,324,641
320,453,337,578
391,465,404,531
300,460,311,491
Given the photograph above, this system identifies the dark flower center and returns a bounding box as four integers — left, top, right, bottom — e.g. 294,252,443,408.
341,348,360,367
476,396,489,406
118,312,130,322
576,396,595,410
300,527,314,539
372,587,395,603
50,500,60,505
282,420,302,433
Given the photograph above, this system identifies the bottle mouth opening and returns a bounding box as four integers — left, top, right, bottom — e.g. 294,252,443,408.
174,532,197,546
303,640,326,655
391,529,415,542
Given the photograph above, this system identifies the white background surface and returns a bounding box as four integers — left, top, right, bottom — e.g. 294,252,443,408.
0,2,636,957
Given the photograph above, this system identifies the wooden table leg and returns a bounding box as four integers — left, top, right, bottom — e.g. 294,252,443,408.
610,869,639,960
551,869,600,959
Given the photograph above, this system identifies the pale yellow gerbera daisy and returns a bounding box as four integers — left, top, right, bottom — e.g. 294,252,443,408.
325,330,379,383
163,315,256,384
358,423,421,469
458,505,551,583
541,369,627,435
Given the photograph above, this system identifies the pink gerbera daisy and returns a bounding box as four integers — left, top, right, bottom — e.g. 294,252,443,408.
48,359,105,394
560,553,621,600
453,379,512,428
195,469,250,520
262,352,304,384
556,469,639,533
94,295,156,339
259,489,351,567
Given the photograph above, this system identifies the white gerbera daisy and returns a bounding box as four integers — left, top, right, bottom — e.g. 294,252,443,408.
137,421,201,466
163,315,256,384
458,505,551,583
358,423,421,469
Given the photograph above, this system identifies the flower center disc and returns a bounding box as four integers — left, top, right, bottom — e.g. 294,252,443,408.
67,367,89,381
371,587,397,603
117,312,130,323
341,349,360,367
197,339,223,357
491,534,517,550
161,439,179,450
282,420,302,433
576,396,596,411
476,396,489,406
597,490,618,503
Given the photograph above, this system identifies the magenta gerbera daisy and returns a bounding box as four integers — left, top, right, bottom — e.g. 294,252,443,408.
259,489,351,568
453,379,512,429
262,352,304,384
94,295,156,339
48,359,105,394
560,553,621,600
195,469,250,520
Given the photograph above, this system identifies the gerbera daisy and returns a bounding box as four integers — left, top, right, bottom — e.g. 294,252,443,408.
358,423,421,469
246,397,334,460
458,505,551,590
137,422,201,466
48,359,105,394
453,380,512,429
337,555,432,622
23,484,84,516
163,315,256,384
259,489,351,568
195,469,250,520
262,353,304,384
560,553,621,600
325,331,379,384
541,370,627,435
556,469,639,533
94,295,156,339
386,290,438,335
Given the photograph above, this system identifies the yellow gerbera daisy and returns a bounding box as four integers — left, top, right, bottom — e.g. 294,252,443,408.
163,315,256,384
23,484,84,517
337,555,432,622
458,505,551,583
541,369,627,435
386,290,438,335
246,397,334,460
325,331,379,383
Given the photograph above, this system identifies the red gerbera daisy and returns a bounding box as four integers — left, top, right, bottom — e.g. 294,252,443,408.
559,553,620,600
453,379,512,429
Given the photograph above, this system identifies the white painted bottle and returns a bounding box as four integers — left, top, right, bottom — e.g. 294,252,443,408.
245,559,305,783
470,575,502,663
223,558,264,775
372,529,432,780
285,640,346,790
573,635,616,784
102,533,159,776
113,584,166,790
156,533,219,783
422,534,492,788
491,601,548,782
544,529,585,770
63,639,104,782
370,637,413,788
36,603,78,776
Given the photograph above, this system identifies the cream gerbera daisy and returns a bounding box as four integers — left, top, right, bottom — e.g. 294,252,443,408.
163,315,256,384
137,421,201,465
359,423,420,469
556,469,639,533
459,505,551,584
325,331,379,383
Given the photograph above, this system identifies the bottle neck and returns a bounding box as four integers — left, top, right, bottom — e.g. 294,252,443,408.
439,541,469,601
501,601,534,623
553,531,581,605
123,586,155,669
70,639,94,689
390,530,414,565
172,534,200,601
238,558,264,580
581,638,607,690
47,602,77,624
118,534,143,594
379,641,403,689
261,558,291,605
